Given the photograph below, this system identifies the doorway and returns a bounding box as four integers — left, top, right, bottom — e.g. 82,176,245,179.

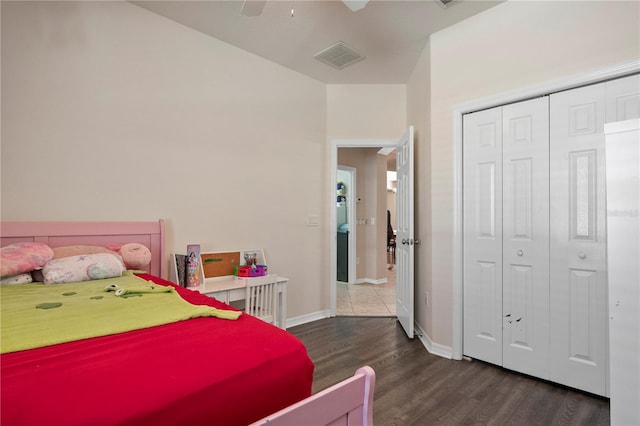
330,128,415,337
332,145,397,317
336,165,356,284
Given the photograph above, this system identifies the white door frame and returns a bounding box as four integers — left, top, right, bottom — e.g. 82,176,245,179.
337,165,357,284
330,138,397,316
451,61,640,360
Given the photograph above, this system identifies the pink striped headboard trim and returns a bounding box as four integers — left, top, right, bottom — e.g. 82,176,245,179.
0,220,165,278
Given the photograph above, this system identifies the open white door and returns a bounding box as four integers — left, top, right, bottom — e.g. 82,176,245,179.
395,127,415,338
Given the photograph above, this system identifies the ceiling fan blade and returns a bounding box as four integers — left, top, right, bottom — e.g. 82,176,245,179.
240,0,267,17
342,0,369,12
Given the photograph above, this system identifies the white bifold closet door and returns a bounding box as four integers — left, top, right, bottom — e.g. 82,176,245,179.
463,98,549,379
549,83,608,396
548,74,640,396
463,106,503,366
502,98,550,379
463,74,639,397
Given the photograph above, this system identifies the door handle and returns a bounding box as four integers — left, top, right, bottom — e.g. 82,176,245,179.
401,238,419,245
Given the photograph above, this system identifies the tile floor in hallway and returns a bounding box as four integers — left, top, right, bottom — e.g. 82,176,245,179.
336,266,396,316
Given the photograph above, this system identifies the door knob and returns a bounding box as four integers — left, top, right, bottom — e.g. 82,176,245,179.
400,238,419,246
517,250,524,257
578,252,587,260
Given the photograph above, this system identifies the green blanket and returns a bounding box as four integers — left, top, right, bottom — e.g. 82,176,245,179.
1,271,240,354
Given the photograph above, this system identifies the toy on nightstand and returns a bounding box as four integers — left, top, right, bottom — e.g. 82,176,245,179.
185,244,201,288
235,252,268,277
245,253,257,270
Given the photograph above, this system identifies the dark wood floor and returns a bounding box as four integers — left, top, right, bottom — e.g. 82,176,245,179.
289,317,610,426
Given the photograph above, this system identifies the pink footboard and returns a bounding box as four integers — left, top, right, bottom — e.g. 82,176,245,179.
250,366,376,426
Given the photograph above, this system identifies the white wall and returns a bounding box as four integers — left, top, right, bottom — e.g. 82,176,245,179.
327,85,406,140
407,39,432,338
419,0,640,349
0,1,327,319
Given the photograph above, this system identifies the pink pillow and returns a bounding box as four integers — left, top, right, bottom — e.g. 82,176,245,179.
1,242,54,279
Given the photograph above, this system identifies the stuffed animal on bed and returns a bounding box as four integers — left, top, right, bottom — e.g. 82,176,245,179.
52,245,124,264
105,243,152,270
52,243,152,270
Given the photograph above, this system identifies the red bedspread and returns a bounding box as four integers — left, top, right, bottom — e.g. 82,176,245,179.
1,274,314,426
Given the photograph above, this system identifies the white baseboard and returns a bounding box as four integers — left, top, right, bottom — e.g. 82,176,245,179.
414,322,453,360
354,277,388,285
286,310,331,328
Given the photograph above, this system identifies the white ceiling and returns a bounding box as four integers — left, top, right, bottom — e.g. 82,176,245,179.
132,0,503,84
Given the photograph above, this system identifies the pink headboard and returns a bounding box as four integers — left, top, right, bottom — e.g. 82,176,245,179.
0,220,166,278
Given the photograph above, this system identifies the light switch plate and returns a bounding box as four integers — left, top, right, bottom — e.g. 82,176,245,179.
307,214,320,226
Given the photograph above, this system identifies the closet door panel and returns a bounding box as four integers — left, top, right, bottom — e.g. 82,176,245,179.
463,107,503,366
550,84,608,396
605,74,640,122
502,98,550,379
605,118,640,425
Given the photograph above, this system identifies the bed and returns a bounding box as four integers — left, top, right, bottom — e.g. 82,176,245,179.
250,366,375,426
0,220,314,426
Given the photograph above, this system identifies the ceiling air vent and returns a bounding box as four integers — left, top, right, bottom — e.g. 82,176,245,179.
240,0,266,16
314,42,364,70
436,0,457,9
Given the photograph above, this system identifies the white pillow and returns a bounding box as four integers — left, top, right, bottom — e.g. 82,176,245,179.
43,253,124,284
0,273,34,285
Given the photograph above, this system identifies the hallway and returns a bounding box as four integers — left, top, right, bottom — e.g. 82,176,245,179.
336,267,396,316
